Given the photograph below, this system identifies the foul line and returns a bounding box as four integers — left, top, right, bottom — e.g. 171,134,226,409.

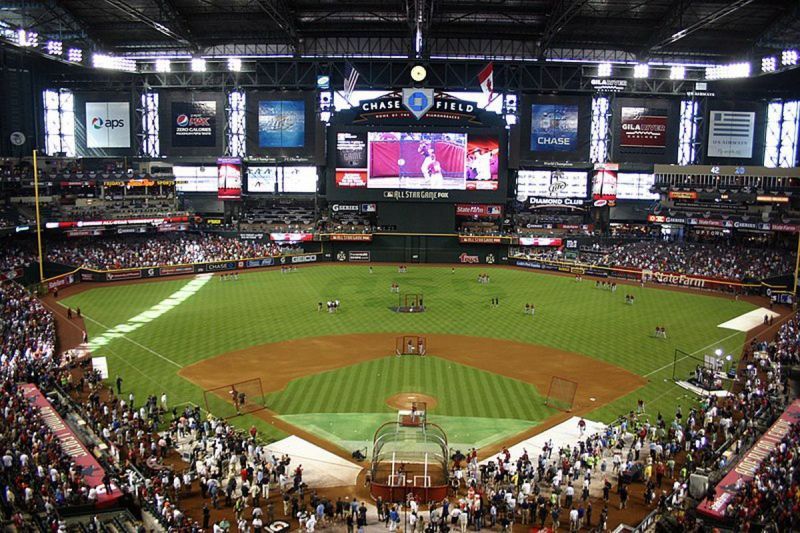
81,313,183,369
644,310,796,379
643,329,745,378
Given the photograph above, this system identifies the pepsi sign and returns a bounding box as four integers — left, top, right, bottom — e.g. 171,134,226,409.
171,101,217,148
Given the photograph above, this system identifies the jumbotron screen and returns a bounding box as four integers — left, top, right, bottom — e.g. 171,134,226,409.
335,131,499,191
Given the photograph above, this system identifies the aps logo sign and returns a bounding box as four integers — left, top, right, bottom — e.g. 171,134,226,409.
91,116,125,130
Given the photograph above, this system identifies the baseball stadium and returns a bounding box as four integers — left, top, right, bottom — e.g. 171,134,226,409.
1,2,800,532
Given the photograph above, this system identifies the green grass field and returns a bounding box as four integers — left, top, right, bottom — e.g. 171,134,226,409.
62,264,755,450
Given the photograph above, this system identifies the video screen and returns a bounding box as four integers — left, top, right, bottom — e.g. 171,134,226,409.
530,104,579,152
174,165,218,193
248,166,317,193
335,131,499,191
616,173,658,200
516,170,588,200
217,158,242,200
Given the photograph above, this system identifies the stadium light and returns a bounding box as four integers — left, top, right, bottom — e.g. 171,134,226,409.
228,57,242,72
762,57,777,73
781,49,798,66
715,348,723,357
17,29,38,47
597,62,612,77
67,48,83,62
669,65,686,80
633,63,649,78
191,58,206,72
92,53,136,72
155,58,171,72
46,40,63,56
705,62,750,80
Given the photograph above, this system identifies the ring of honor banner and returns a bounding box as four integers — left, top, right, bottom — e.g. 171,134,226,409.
521,95,590,163
172,101,217,147
612,98,677,163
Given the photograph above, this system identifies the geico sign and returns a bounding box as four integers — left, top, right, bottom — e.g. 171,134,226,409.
91,117,125,129
291,254,317,264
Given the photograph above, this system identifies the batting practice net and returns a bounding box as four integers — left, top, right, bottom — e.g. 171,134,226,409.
203,378,266,419
392,293,425,313
545,376,578,411
396,336,427,356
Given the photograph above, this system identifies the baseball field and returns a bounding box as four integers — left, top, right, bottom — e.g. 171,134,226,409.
60,264,754,456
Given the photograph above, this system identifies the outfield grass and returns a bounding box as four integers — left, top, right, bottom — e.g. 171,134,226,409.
62,264,755,446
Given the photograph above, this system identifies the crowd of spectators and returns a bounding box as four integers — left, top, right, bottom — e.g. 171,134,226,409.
436,312,793,532
595,241,795,280
47,234,301,270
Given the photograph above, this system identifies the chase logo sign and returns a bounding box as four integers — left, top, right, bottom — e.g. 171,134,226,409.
402,88,434,120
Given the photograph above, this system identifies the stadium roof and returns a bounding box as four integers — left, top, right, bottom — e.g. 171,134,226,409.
1,0,799,64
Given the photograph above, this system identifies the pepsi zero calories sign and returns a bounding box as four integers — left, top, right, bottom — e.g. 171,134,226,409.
86,102,130,148
172,101,217,148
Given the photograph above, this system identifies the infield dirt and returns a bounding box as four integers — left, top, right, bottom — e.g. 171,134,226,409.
179,333,647,459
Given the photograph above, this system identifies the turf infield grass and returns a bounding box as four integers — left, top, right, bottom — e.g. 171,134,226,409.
63,264,754,447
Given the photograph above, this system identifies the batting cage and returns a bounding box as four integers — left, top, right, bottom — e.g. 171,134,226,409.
370,418,449,503
392,292,425,313
203,378,266,419
545,376,578,411
396,336,427,356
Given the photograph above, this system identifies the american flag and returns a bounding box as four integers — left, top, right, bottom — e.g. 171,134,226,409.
343,63,359,104
710,111,754,138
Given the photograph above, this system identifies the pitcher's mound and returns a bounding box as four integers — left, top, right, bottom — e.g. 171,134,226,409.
386,392,438,410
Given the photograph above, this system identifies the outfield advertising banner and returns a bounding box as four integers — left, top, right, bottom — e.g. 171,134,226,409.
172,101,217,147
270,232,313,242
459,236,502,244
530,104,579,152
455,204,503,217
619,107,668,148
86,102,130,148
259,100,305,148
330,234,373,242
105,270,143,281
348,251,371,262
159,265,195,276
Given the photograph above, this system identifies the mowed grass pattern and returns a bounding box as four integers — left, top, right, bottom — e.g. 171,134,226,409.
63,265,755,443
267,356,554,420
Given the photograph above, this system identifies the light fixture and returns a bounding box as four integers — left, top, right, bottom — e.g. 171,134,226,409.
705,62,750,80
715,348,723,357
67,48,83,62
228,57,242,72
46,40,63,55
781,49,798,66
633,63,649,78
155,58,171,72
762,57,777,73
669,65,686,80
597,62,612,77
92,53,136,72
191,58,206,72
17,29,38,47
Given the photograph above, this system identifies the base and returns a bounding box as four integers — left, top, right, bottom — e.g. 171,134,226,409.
391,305,426,313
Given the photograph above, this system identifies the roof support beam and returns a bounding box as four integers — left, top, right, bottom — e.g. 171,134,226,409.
22,0,99,48
407,0,435,57
646,0,756,54
253,0,299,54
755,1,800,49
102,0,195,49
537,0,591,58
